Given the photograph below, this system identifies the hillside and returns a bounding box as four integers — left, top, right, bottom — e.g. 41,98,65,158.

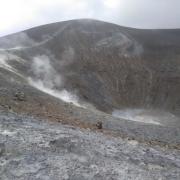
1,19,180,114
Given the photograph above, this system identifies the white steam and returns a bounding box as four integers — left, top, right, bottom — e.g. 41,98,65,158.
30,55,61,89
28,55,82,107
0,25,69,51
95,32,143,57
112,109,180,126
0,32,35,49
0,54,14,72
0,51,24,76
28,79,80,106
112,109,162,125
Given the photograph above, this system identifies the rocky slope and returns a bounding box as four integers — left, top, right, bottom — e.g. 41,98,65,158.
0,19,180,114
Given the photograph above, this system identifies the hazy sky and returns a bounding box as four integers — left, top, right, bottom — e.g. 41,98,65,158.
0,0,180,37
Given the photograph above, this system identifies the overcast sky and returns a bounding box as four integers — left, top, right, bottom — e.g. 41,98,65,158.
0,0,180,37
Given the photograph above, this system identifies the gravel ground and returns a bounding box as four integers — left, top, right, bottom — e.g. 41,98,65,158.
0,112,180,180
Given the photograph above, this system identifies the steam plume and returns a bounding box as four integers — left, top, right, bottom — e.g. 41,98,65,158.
28,55,82,107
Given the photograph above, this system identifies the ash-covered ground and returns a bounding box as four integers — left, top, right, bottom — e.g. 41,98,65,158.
0,112,180,180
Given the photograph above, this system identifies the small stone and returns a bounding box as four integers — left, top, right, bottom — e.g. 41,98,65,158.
96,121,103,129
14,91,26,101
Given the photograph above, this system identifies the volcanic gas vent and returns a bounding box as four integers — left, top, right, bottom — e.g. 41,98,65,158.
0,19,180,122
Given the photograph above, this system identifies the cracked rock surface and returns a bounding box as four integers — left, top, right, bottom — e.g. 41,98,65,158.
0,112,180,180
